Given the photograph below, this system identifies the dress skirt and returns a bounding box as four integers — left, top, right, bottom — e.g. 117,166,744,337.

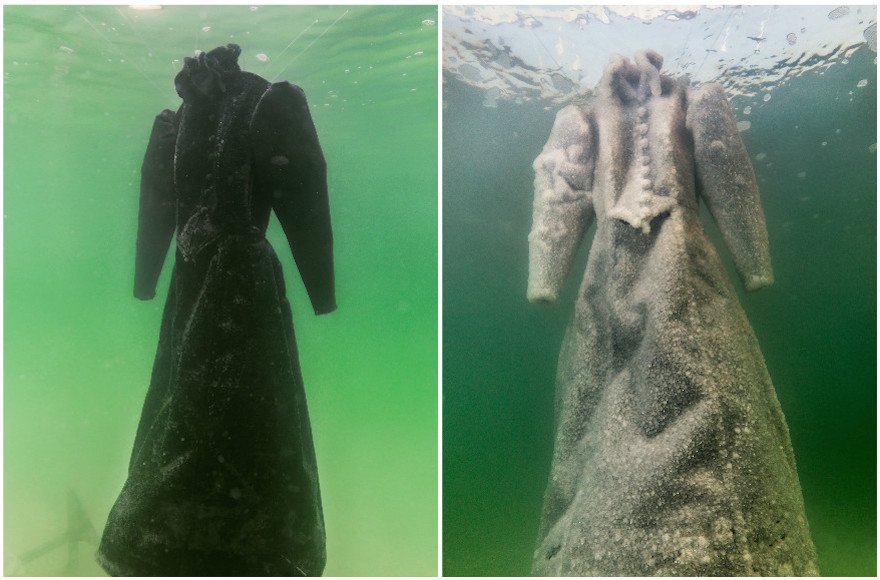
97,233,325,576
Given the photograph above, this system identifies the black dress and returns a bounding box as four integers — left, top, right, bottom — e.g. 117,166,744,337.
97,44,335,576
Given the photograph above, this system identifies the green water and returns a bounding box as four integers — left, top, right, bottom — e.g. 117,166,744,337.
4,5,438,576
442,41,876,579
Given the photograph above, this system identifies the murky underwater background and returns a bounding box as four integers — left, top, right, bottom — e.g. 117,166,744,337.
443,5,876,577
4,5,438,576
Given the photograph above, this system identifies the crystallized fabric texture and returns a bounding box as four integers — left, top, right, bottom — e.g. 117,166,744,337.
97,44,335,576
527,51,818,576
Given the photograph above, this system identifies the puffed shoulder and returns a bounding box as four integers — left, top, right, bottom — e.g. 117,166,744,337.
253,81,309,121
686,82,738,138
541,105,591,150
155,108,175,124
687,83,729,111
150,108,178,137
553,105,589,127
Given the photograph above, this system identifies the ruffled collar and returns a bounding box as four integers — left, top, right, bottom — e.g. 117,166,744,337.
175,43,242,102
599,49,670,103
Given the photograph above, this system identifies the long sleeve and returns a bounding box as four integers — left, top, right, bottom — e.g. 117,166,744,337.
527,105,596,304
687,84,773,291
134,109,178,300
252,82,336,315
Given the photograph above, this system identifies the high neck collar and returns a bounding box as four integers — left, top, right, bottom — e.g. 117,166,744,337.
174,44,242,102
599,50,667,103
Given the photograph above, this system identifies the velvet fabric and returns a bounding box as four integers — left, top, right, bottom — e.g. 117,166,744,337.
528,51,817,576
97,44,334,576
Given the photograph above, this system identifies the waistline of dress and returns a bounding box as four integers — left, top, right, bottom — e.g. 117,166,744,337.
176,206,266,262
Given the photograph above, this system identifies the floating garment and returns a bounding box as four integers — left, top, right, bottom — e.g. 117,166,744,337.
97,44,335,576
528,50,818,576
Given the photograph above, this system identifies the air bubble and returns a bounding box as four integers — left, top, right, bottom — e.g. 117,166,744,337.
256,53,269,62
763,93,771,102
857,79,868,87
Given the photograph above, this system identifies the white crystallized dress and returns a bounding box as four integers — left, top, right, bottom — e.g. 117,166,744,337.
527,50,818,577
